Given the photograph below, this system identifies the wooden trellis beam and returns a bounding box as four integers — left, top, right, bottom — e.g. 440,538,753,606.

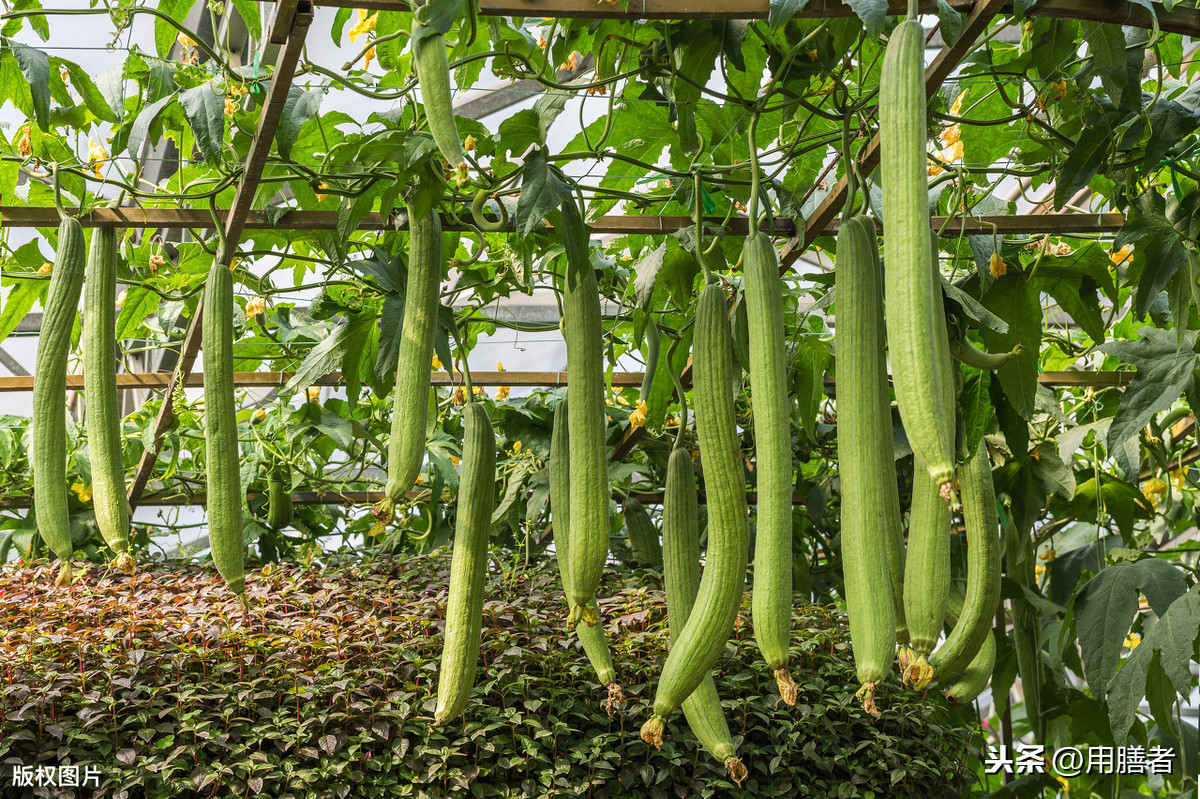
249,0,1200,36
0,369,1136,393
126,1,313,509
0,206,1127,236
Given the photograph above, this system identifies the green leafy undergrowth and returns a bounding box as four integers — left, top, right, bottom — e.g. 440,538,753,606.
0,555,977,798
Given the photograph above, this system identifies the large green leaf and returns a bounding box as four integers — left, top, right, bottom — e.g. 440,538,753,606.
1107,585,1200,743
980,271,1041,420
8,42,49,131
1099,326,1200,473
1115,190,1190,318
178,84,225,165
1074,557,1188,701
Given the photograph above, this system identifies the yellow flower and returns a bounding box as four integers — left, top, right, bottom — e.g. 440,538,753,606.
616,394,630,406
416,473,424,486
939,124,961,146
665,415,677,426
363,46,375,71
306,386,321,403
496,361,505,372
116,290,126,307
496,385,510,400
1124,632,1141,650
224,97,239,117
942,139,964,162
148,254,166,272
38,262,53,275
1143,477,1168,508
1034,563,1046,580
472,386,485,397
432,355,442,370
315,182,329,201
177,33,197,49
59,65,70,84
1029,447,1040,461
245,297,266,318
628,400,648,429
806,48,818,61
512,441,523,453
464,136,476,152
949,91,965,116
71,482,92,504
1039,548,1057,562
450,455,460,466
691,449,699,462
87,138,107,179
1110,244,1132,265
1171,468,1187,491
348,10,378,43
251,409,268,425
927,162,944,177
17,125,32,157
989,252,1006,279
1055,775,1070,794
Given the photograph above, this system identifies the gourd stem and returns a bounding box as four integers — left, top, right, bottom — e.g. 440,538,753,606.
693,172,711,286
52,163,66,222
907,0,918,18
667,334,688,450
747,112,761,234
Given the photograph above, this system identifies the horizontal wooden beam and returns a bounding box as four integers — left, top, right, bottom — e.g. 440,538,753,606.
246,0,1200,37
0,368,1134,393
0,206,1126,236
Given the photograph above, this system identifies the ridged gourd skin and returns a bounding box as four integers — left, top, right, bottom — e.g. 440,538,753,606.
743,231,797,704
549,399,623,712
202,256,245,598
624,497,663,568
412,14,465,168
944,626,997,705
82,227,134,573
929,445,1001,680
562,250,610,618
267,473,293,530
385,209,442,505
899,232,956,686
860,218,908,644
33,217,86,581
834,217,897,716
434,402,496,724
662,447,747,787
641,284,750,747
880,19,956,491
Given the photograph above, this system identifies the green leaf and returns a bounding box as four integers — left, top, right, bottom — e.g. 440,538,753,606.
1075,558,1188,701
284,314,375,396
1082,21,1129,107
844,0,886,39
276,86,322,161
8,42,50,131
515,147,571,238
0,278,43,342
1099,327,1200,469
980,271,1041,420
935,0,963,45
115,287,160,341
793,335,831,438
155,0,199,60
1144,99,1200,170
55,59,118,122
768,0,812,27
1054,124,1108,209
127,95,175,159
1107,585,1200,743
1115,190,1189,318
959,367,992,459
375,294,405,383
410,0,460,45
229,0,262,41
178,84,225,164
